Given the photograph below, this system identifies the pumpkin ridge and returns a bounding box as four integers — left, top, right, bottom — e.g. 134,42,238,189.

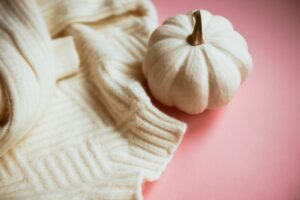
209,42,250,83
145,39,186,76
163,20,192,34
201,45,224,108
204,44,241,108
195,46,211,109
163,15,190,30
148,27,187,48
170,47,208,113
195,47,210,112
205,30,235,40
148,45,190,106
207,30,246,47
204,16,233,37
157,25,189,40
208,32,252,83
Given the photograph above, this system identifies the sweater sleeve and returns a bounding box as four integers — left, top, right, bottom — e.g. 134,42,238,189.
58,0,186,181
0,0,56,156
38,0,186,182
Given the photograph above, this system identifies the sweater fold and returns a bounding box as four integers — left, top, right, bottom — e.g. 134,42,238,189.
0,0,56,156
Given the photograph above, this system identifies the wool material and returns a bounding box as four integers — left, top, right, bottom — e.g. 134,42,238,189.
0,0,186,199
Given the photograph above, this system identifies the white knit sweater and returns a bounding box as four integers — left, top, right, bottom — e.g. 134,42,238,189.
0,0,186,199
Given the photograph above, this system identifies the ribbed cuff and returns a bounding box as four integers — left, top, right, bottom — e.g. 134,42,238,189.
109,100,187,181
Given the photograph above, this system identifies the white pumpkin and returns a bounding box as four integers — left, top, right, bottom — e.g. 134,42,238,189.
143,10,253,114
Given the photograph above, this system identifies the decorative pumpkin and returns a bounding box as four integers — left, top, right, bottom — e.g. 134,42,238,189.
143,10,253,114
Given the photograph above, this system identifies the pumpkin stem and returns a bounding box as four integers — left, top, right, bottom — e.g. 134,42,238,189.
187,10,204,46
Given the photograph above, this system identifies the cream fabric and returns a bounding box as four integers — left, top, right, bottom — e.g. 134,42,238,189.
0,0,186,199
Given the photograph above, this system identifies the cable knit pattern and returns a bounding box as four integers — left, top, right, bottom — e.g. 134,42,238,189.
0,0,186,199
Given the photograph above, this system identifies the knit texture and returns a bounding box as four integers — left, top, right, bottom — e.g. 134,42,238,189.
0,0,186,199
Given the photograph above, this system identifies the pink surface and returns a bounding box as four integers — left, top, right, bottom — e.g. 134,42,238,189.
144,0,300,200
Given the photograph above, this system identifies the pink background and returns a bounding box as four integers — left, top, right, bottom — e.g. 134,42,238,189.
144,0,300,200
